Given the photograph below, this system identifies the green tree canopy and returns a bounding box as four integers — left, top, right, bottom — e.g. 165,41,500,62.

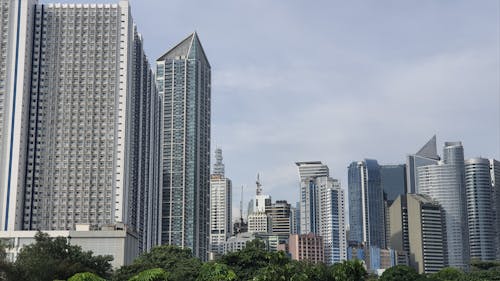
432,267,465,281
67,272,107,281
129,268,170,281
196,262,237,281
14,231,112,281
379,265,421,281
112,245,201,281
216,239,270,281
330,260,367,281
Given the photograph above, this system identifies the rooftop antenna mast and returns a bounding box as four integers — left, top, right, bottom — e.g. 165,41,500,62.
256,173,262,195
240,185,244,223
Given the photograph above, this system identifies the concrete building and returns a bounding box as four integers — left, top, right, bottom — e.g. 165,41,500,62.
348,159,386,249
465,158,496,261
156,32,211,260
248,212,270,234
418,142,470,270
224,232,254,254
406,136,440,194
209,149,232,256
390,194,445,274
348,245,407,275
491,159,500,260
267,200,291,238
288,233,324,263
0,224,139,268
297,161,347,264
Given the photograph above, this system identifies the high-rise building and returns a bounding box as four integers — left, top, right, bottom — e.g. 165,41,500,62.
247,212,270,233
348,159,386,248
418,142,469,270
6,1,160,253
390,194,445,274
267,200,291,238
209,149,232,256
406,136,440,194
380,164,407,204
290,203,299,234
465,158,496,261
297,161,346,264
0,0,37,232
156,32,211,259
253,174,271,213
491,159,500,260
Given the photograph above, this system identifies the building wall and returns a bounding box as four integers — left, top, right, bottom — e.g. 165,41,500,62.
288,233,324,263
491,159,500,260
209,174,231,255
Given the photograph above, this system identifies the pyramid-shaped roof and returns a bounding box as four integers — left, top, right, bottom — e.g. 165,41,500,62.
415,135,440,160
157,32,210,67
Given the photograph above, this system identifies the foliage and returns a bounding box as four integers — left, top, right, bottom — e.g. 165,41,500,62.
129,268,170,281
432,267,465,281
68,272,107,281
112,245,201,281
216,239,270,281
331,260,367,281
196,263,237,281
379,265,420,281
12,232,112,281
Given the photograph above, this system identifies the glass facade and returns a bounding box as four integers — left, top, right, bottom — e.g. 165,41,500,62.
156,33,211,260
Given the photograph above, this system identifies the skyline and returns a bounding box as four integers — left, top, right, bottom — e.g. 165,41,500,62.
47,0,499,214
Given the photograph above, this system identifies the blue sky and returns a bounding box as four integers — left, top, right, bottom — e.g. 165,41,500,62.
50,0,500,219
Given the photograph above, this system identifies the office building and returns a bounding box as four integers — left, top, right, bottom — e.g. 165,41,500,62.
390,194,445,274
380,164,407,204
253,174,271,213
490,159,500,260
248,212,270,234
209,149,232,256
290,203,299,234
348,159,386,248
347,245,406,275
267,200,291,238
156,32,211,259
287,233,324,263
297,161,346,264
406,136,440,194
224,232,254,254
418,142,469,270
465,158,496,261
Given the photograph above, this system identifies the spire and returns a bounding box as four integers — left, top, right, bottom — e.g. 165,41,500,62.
157,32,210,67
213,148,224,176
416,135,440,160
256,173,262,195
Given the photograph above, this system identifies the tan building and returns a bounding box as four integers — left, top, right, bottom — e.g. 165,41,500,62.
288,233,324,263
389,194,445,274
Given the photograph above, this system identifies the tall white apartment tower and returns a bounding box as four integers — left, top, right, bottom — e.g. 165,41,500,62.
209,148,232,256
5,0,161,252
0,0,37,231
296,161,347,264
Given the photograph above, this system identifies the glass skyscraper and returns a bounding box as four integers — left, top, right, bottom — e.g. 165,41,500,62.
418,142,470,270
406,135,440,194
156,32,211,260
348,159,386,248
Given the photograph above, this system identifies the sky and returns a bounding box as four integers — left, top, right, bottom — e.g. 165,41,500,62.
50,0,499,220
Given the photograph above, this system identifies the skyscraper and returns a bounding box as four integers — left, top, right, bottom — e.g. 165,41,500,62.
418,142,469,270
465,158,496,261
380,164,407,204
156,32,211,259
209,148,231,256
0,0,160,253
297,161,346,263
490,159,500,260
348,159,386,248
267,200,291,238
0,0,37,231
390,194,445,274
406,136,440,194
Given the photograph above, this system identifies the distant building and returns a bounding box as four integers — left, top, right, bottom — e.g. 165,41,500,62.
348,159,386,249
380,164,407,204
347,244,407,275
491,159,500,260
248,212,270,234
209,149,232,256
296,161,347,264
390,194,445,274
267,200,291,238
406,136,440,194
233,219,248,235
288,233,324,263
290,204,299,235
465,158,496,261
417,142,469,270
224,232,255,254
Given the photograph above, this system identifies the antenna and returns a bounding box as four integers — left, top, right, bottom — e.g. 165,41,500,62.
256,173,262,195
240,185,244,222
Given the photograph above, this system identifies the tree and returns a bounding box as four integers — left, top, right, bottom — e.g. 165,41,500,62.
112,245,201,281
67,272,107,281
196,263,237,281
432,267,465,281
129,268,170,281
216,239,270,280
330,260,367,281
13,231,113,281
379,265,421,281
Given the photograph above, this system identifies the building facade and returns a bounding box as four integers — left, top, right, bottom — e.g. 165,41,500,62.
348,159,386,248
288,233,324,263
465,158,496,261
156,32,211,259
248,212,270,234
267,200,291,238
406,136,440,194
491,159,500,260
418,142,469,270
209,149,232,256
